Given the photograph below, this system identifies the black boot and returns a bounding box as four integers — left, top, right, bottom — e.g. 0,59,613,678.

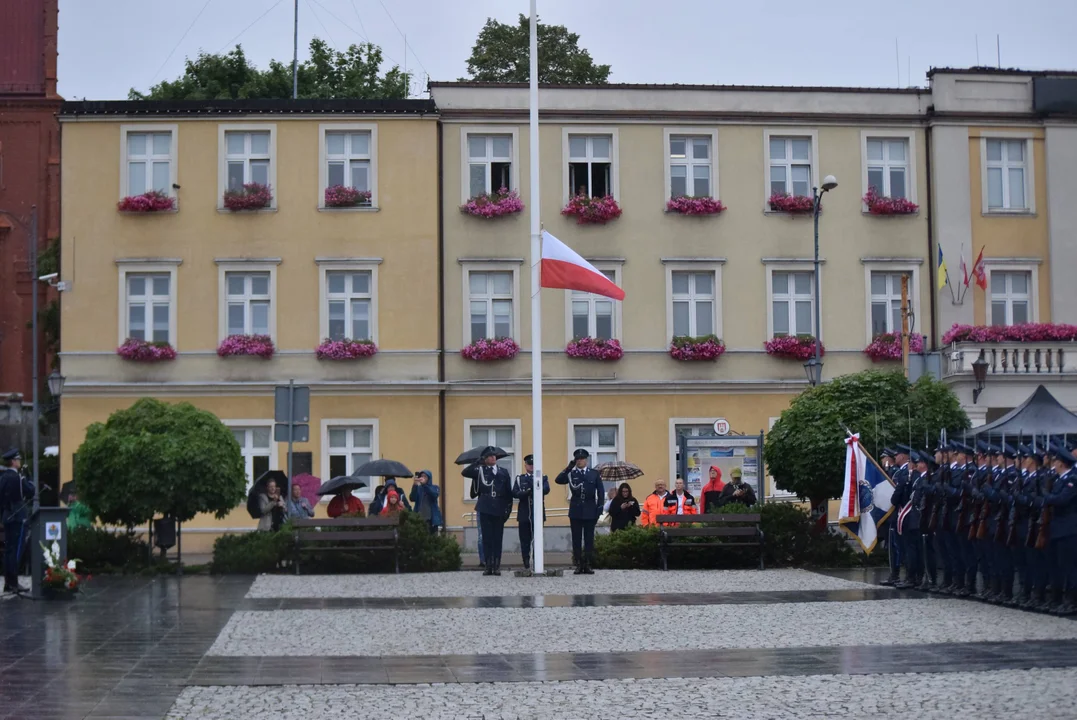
483,563,493,576
583,558,594,575
492,559,502,576
1053,591,1077,617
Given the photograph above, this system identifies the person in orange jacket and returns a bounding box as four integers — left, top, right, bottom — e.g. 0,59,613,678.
640,478,670,527
664,478,699,518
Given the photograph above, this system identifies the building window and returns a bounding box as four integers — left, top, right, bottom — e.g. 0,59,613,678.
468,270,514,342
469,425,516,477
327,425,375,484
572,424,621,466
125,274,171,343
570,269,619,340
985,139,1028,211
231,426,271,492
226,272,272,336
125,131,173,196
467,135,512,197
224,130,271,190
671,271,716,337
325,130,372,204
673,423,715,481
990,271,1031,326
866,138,908,199
669,136,712,198
870,271,913,336
771,270,814,336
325,270,373,341
769,136,812,197
568,135,613,197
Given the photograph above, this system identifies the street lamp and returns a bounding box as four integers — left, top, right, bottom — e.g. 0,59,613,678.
972,352,989,404
47,370,65,399
810,175,838,387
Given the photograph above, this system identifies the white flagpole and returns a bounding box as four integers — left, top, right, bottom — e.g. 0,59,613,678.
528,0,545,574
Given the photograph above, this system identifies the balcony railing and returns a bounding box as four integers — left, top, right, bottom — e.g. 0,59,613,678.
944,342,1077,377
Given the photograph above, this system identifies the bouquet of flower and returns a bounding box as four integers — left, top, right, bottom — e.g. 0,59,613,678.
863,332,925,361
765,335,823,360
863,187,919,215
41,541,86,593
461,337,520,361
462,187,524,218
561,194,623,225
566,337,624,360
324,185,372,208
117,191,176,213
767,192,814,214
316,338,378,359
116,338,177,362
666,196,726,216
942,323,1077,344
223,183,273,211
669,335,726,361
217,334,275,358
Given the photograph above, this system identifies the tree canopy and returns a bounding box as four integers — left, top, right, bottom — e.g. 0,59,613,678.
764,371,969,508
465,14,611,84
129,39,409,100
75,398,247,527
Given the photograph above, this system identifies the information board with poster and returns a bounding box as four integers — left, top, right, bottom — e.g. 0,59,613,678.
677,434,764,504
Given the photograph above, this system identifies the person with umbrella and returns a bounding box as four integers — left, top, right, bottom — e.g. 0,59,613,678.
257,479,287,532
607,483,641,532
512,454,550,571
328,489,365,518
285,482,315,521
461,446,513,576
556,449,604,575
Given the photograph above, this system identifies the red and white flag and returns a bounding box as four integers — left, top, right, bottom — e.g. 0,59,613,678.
540,230,625,300
970,246,987,290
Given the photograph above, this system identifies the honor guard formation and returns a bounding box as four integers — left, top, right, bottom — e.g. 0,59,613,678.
881,436,1077,616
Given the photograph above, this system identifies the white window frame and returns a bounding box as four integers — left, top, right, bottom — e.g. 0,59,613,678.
223,420,276,493
460,126,520,204
216,260,280,342
980,132,1035,215
664,262,723,342
119,124,179,201
115,260,180,348
462,419,522,502
862,262,921,344
762,128,819,210
564,263,622,343
317,258,381,344
765,263,818,339
567,418,626,465
561,126,620,205
984,261,1039,326
217,123,277,210
663,128,720,202
668,418,717,485
317,123,378,210
461,262,521,347
860,130,917,208
321,418,379,502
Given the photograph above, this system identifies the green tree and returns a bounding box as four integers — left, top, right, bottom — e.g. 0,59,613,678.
75,398,246,528
466,14,611,84
763,371,969,532
130,39,408,100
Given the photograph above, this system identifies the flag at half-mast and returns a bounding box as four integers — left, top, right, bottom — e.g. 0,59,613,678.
540,230,625,300
838,434,895,553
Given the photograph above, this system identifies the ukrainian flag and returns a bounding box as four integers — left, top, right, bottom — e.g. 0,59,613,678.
937,245,949,290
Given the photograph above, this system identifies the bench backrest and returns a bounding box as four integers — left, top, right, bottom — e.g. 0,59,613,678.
655,513,761,525
662,526,760,537
292,516,401,529
297,530,398,543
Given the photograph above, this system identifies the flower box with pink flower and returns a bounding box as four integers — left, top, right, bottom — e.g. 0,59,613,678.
864,332,924,362
117,191,176,213
565,337,623,361
316,338,378,360
767,193,814,214
666,196,726,216
223,183,273,211
217,334,275,358
116,338,177,363
462,188,524,218
765,335,824,361
669,335,726,361
324,185,372,208
863,187,918,216
461,337,520,361
942,323,1077,345
561,194,622,225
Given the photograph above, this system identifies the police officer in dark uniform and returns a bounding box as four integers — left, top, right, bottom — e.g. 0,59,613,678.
555,449,604,575
882,445,912,586
461,446,514,576
968,441,995,599
1035,441,1077,616
896,450,932,588
512,454,550,571
1013,442,1043,608
983,442,1017,604
880,448,897,477
915,444,942,592
1,449,33,594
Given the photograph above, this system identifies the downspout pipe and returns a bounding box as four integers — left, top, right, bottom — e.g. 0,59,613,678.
436,118,447,529
925,121,938,351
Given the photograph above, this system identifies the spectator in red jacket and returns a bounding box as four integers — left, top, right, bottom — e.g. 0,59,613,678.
328,489,365,518
701,467,725,513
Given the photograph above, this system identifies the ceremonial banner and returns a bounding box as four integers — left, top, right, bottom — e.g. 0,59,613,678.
838,434,895,553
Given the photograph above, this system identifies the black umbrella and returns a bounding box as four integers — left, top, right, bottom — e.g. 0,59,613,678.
246,470,289,519
60,481,77,505
454,446,511,465
316,475,369,496
352,459,412,478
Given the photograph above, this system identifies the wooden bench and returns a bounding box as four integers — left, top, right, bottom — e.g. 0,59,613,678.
292,516,403,574
656,513,764,571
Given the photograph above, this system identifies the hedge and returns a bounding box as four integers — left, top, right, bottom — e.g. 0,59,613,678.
67,526,151,573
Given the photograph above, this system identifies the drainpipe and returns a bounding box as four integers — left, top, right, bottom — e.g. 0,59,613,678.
925,123,938,351
436,119,447,529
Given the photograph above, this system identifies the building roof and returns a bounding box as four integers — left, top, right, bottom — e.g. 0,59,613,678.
59,98,437,118
428,80,924,95
928,66,1077,78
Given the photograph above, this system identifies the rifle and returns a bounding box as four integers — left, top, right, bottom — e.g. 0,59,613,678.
973,481,990,541
1035,471,1054,551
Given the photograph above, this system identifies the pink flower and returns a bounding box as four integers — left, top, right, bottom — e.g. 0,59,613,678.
942,323,1077,345
461,337,520,361
767,193,815,214
561,194,623,225
666,196,726,216
324,185,372,208
315,338,378,359
765,335,824,360
462,187,525,218
117,191,175,213
669,335,726,361
863,187,919,215
863,332,925,361
116,338,177,362
217,334,275,358
223,183,273,211
565,337,624,361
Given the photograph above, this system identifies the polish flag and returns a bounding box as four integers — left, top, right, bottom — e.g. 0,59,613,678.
540,230,625,300
971,246,987,290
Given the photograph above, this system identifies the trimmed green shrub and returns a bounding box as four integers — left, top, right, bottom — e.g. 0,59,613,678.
67,526,150,573
593,526,660,569
211,527,294,574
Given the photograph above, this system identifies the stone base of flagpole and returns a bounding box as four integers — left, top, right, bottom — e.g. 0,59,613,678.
513,569,565,578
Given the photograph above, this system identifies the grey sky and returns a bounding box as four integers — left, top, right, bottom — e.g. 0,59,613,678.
59,0,1077,100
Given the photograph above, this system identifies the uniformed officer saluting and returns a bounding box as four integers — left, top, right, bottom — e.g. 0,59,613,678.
1,449,34,594
513,454,550,571
1033,441,1077,616
556,448,605,575
461,446,513,576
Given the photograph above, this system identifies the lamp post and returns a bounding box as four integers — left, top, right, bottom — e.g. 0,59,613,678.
806,176,838,387
972,352,989,404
